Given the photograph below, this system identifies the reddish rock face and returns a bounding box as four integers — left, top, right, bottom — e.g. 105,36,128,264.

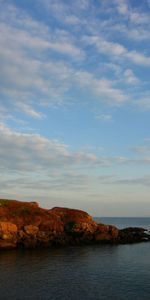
0,200,56,228
0,200,149,249
24,225,39,236
0,221,18,248
50,207,93,224
95,224,119,242
0,221,17,233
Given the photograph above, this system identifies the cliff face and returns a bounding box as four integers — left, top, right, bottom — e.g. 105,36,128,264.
0,200,149,249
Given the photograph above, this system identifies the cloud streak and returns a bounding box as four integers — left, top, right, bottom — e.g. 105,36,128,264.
1,124,150,174
83,35,150,66
0,0,150,122
0,123,101,172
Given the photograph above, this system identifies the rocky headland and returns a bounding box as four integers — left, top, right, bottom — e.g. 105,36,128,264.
0,199,149,249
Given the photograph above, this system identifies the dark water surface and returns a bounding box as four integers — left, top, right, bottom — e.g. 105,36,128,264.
0,218,150,300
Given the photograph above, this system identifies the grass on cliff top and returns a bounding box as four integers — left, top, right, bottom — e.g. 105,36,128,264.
0,199,11,206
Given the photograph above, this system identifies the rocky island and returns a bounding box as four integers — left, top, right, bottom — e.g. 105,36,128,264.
0,199,149,249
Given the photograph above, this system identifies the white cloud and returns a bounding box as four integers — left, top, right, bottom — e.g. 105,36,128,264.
112,175,150,187
123,69,139,84
75,71,127,104
83,35,126,56
1,3,129,118
0,1,149,120
63,15,81,25
83,35,150,66
41,0,90,20
130,11,150,24
114,0,150,25
126,51,150,66
111,24,150,41
0,123,68,171
0,18,76,114
0,123,150,206
0,123,101,173
1,124,150,174
115,0,129,16
0,22,84,60
125,28,150,41
17,104,44,119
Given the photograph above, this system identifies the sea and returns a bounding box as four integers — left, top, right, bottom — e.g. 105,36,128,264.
0,217,150,300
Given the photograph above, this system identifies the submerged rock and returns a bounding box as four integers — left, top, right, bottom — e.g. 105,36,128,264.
0,199,149,249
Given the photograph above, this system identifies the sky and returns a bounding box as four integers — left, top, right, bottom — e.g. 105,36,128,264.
0,0,150,216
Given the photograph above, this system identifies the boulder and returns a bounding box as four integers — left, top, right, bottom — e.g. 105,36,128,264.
95,224,119,242
24,225,39,236
0,221,18,248
118,227,150,243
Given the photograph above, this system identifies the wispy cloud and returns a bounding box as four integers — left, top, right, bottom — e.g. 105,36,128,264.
114,0,150,24
0,0,149,215
112,175,150,187
83,35,150,66
1,0,150,122
95,114,113,122
115,0,129,15
0,2,130,119
132,145,150,155
75,71,127,104
1,121,150,212
1,124,150,174
0,123,101,173
0,3,86,117
123,69,139,84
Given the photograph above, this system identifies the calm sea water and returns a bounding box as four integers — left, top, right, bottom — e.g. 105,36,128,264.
0,218,150,300
98,217,150,230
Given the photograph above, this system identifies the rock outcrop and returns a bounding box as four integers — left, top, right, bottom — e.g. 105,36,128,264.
0,221,18,248
0,199,149,249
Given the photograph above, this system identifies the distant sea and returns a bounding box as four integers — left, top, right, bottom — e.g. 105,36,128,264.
96,216,150,230
0,217,150,300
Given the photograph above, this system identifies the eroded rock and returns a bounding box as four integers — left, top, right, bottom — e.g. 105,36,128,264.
0,199,149,249
95,224,119,242
0,221,18,248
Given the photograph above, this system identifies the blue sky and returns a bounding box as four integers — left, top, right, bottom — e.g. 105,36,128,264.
0,0,150,216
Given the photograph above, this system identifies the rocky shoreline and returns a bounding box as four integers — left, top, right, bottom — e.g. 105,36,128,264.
0,200,149,249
